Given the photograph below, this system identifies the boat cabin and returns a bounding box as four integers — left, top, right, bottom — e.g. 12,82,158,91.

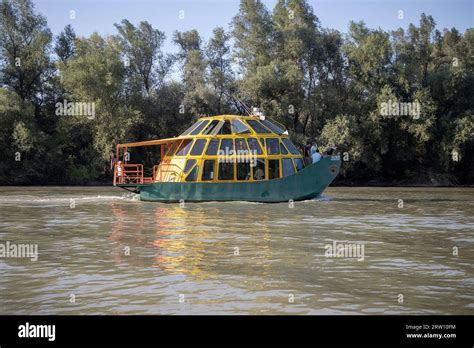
113,115,305,186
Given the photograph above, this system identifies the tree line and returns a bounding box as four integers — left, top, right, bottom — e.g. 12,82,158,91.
0,0,472,185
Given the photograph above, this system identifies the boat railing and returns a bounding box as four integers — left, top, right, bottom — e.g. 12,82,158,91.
113,164,144,185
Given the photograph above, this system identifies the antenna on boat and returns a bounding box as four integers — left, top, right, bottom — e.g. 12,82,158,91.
228,92,252,116
238,99,252,116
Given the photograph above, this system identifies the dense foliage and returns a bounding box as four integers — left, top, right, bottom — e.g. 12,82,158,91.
0,0,472,185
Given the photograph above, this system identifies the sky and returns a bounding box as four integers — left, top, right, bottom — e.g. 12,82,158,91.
35,0,473,54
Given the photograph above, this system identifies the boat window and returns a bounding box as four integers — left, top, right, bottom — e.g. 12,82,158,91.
180,120,202,136
185,165,199,182
282,158,295,177
201,160,215,181
175,139,193,156
266,138,280,155
281,138,300,155
235,138,249,153
166,140,181,157
254,159,265,180
216,121,232,135
209,120,224,135
218,162,234,180
184,159,196,174
261,119,285,134
219,138,234,154
190,139,207,156
231,119,251,134
247,138,263,155
205,139,219,155
268,159,280,179
237,162,251,180
293,158,304,172
246,120,271,134
190,120,210,135
280,141,289,154
202,120,220,135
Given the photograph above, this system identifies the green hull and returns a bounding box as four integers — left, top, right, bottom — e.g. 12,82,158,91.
121,156,341,203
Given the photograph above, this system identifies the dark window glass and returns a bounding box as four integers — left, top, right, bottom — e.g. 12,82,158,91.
282,138,300,155
185,166,199,182
280,141,288,154
180,120,202,136
254,159,265,180
175,139,193,156
166,141,181,157
190,120,210,135
293,158,304,172
184,159,196,174
235,138,249,153
202,120,220,135
201,160,215,181
268,159,280,179
231,119,251,134
266,138,280,155
190,139,207,156
219,138,234,154
261,119,285,134
282,158,295,177
247,138,263,155
218,121,232,134
247,120,271,134
218,162,234,180
205,139,219,155
260,138,265,147
237,162,251,180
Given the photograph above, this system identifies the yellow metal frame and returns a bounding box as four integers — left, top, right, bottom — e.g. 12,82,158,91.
115,115,304,184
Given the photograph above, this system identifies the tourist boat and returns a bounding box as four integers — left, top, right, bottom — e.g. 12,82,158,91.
113,114,341,202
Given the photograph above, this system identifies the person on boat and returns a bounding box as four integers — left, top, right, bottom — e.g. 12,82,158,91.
304,141,312,165
310,144,321,163
116,160,123,183
325,143,337,156
254,167,264,180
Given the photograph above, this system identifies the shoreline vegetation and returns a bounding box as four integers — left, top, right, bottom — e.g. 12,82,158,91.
0,0,473,186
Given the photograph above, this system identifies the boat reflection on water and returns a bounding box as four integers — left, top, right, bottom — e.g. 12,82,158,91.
108,201,275,283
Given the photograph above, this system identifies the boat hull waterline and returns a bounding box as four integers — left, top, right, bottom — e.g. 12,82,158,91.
120,156,341,203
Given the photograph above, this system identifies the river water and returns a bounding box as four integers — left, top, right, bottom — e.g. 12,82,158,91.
0,186,473,315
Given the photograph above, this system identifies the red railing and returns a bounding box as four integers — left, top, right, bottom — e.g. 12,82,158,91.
113,164,144,185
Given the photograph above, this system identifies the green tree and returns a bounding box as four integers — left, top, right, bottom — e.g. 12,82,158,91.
0,0,52,103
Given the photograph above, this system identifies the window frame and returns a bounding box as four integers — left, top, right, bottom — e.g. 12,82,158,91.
268,159,280,180
218,161,235,181
190,138,208,156
201,159,216,181
246,120,272,134
189,120,210,135
282,158,296,177
205,139,220,156
175,139,194,156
